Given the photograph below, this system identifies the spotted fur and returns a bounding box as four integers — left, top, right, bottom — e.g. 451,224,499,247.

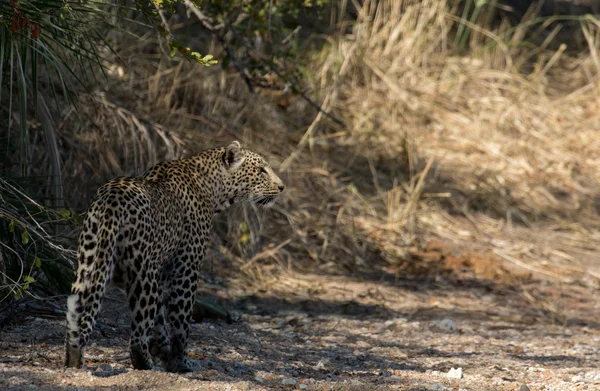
65,141,284,372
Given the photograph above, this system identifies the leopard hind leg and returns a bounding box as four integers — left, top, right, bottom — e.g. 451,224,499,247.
149,266,171,369
126,260,162,370
65,217,116,368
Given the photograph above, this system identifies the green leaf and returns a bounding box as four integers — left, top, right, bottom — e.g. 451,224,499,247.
58,209,71,219
157,26,169,37
34,257,42,268
60,5,73,19
21,231,30,245
23,276,35,291
241,233,249,245
168,40,177,57
9,220,15,233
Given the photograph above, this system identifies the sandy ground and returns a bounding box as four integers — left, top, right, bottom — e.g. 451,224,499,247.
1,264,599,391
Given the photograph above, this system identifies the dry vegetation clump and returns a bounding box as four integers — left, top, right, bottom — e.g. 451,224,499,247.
56,0,600,289
58,91,185,208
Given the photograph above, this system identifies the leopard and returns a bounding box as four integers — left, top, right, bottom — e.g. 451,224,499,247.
64,141,284,372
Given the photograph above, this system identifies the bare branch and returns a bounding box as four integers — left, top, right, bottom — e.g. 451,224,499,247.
182,0,254,93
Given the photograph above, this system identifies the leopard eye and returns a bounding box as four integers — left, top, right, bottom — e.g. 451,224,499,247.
259,167,267,174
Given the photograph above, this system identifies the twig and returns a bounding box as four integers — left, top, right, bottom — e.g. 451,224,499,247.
226,24,346,128
182,1,344,127
182,0,254,92
157,9,173,38
282,26,301,45
268,0,274,42
493,249,571,282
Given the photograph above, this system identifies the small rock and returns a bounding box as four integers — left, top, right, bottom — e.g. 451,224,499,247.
254,376,265,383
315,361,326,370
299,385,308,390
571,375,584,383
383,375,402,382
520,385,531,391
491,377,504,384
286,316,302,327
527,366,544,372
428,384,448,391
447,367,463,379
99,364,113,372
439,318,456,332
282,378,297,385
384,318,408,330
585,371,600,381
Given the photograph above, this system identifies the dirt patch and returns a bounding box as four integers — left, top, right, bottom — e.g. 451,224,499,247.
1,269,599,391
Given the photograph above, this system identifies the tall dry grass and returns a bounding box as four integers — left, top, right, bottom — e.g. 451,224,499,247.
56,0,600,287
308,0,600,281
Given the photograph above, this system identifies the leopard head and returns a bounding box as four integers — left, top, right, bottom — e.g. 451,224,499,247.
220,141,284,208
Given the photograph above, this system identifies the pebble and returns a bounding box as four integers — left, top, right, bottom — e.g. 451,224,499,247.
527,366,545,373
299,385,308,390
384,318,408,330
439,318,456,332
254,376,265,383
447,367,463,379
491,377,504,384
315,360,326,370
282,378,298,385
585,371,600,381
571,375,584,383
382,375,402,382
520,385,530,391
428,384,448,391
99,364,113,372
569,372,600,384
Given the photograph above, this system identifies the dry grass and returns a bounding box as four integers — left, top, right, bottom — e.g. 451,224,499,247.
55,0,600,289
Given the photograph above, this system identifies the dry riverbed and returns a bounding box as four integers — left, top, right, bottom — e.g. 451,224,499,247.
1,269,599,391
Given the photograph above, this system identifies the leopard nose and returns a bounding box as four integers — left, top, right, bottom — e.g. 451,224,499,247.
278,185,285,192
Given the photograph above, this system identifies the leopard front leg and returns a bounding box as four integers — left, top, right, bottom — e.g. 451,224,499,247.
164,241,204,373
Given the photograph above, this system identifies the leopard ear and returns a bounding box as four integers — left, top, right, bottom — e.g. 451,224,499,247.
223,141,245,171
